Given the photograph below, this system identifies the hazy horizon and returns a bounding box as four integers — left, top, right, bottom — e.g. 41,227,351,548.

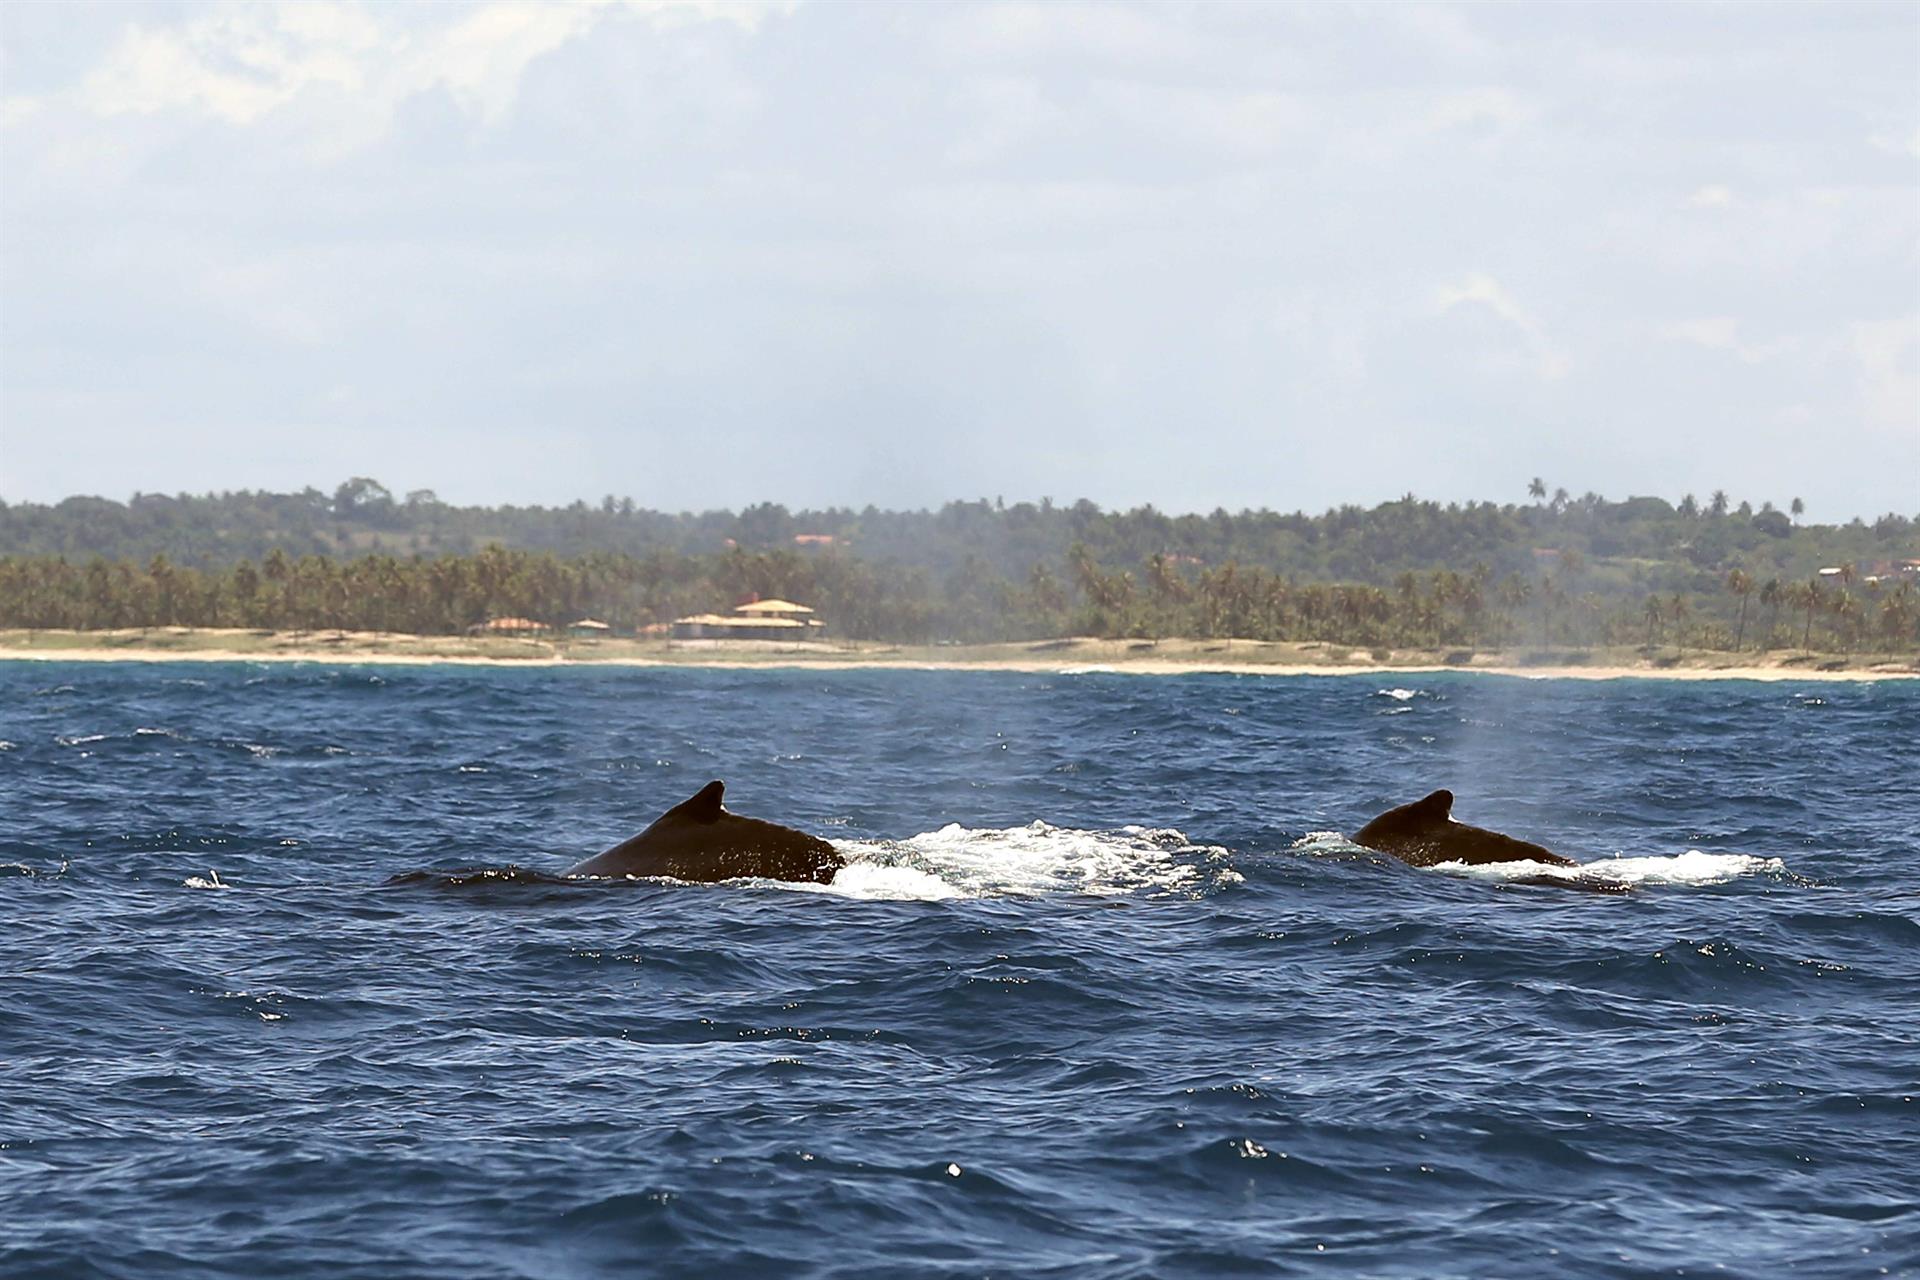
10,473,1911,528
3,2,1915,519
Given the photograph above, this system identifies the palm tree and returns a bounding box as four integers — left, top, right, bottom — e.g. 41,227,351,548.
147,554,175,630
1026,563,1065,618
1879,585,1916,656
1144,552,1188,640
1831,592,1862,655
1790,497,1804,526
1528,478,1547,504
1498,575,1530,646
1759,577,1783,648
1066,542,1099,605
231,560,260,628
1800,580,1822,651
1726,569,1754,649
1830,566,1859,653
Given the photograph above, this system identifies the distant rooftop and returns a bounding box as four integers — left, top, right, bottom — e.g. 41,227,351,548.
673,613,812,629
734,599,815,615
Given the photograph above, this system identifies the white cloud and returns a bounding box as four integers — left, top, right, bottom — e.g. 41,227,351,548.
1656,317,1799,365
1420,86,1532,135
1661,316,1740,350
0,96,44,128
1848,317,1919,436
78,8,356,124
1868,128,1920,159
42,0,790,140
403,2,601,123
2,1,1914,516
1390,5,1493,61
1435,274,1569,380
943,2,1202,69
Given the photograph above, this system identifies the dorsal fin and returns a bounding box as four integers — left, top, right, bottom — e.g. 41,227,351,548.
1410,789,1454,822
664,780,726,825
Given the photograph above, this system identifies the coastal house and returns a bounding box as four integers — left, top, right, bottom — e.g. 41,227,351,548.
472,616,545,635
733,599,816,621
568,618,612,638
670,598,826,641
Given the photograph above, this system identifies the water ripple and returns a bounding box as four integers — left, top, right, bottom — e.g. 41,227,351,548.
1,662,1914,1279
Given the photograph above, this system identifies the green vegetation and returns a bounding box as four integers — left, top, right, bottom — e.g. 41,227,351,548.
0,498,1912,656
3,478,1911,589
2,479,1916,656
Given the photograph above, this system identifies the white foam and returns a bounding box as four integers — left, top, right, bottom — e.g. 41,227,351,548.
1294,832,1785,888
1433,850,1785,887
1378,688,1421,701
787,821,1230,901
1057,664,1120,675
184,870,230,890
785,862,963,902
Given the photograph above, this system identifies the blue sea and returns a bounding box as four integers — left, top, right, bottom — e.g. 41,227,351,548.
2,662,1916,1279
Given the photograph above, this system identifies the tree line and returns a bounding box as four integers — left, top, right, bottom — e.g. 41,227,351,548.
2,478,1913,599
2,543,1915,656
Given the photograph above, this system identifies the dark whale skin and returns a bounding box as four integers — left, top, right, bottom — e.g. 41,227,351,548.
563,780,843,884
1354,789,1576,868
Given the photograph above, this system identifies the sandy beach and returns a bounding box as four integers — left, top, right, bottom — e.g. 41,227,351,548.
2,628,1913,681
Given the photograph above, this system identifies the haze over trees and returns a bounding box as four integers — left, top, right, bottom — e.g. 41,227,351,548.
1,478,1909,584
1,480,1914,654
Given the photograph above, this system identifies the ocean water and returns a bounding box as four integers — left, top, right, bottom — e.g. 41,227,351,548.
2,662,1916,1280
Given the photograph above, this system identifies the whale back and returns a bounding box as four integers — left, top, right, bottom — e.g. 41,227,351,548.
564,780,843,884
1354,788,1573,867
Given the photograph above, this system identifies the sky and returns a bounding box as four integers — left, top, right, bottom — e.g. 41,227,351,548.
1,0,1915,519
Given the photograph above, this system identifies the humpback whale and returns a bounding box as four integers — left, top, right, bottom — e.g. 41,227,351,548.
563,780,843,884
1354,789,1576,867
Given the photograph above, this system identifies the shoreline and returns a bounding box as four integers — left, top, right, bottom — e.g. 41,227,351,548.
2,629,1913,682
